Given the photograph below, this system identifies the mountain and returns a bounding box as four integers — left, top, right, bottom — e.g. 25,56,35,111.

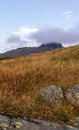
0,42,63,58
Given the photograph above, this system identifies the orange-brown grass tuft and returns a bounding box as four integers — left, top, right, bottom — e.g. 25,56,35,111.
0,45,79,124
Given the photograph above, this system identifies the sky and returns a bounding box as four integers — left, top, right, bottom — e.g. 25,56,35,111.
0,0,79,53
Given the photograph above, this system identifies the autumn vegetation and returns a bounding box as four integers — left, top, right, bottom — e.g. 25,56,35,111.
0,45,79,125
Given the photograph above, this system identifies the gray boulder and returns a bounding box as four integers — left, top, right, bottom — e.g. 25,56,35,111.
65,84,79,106
37,85,63,107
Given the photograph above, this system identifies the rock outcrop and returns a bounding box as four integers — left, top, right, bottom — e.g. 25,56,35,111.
0,115,79,130
65,84,79,106
37,85,63,107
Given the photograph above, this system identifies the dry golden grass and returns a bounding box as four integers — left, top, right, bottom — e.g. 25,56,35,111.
0,45,79,124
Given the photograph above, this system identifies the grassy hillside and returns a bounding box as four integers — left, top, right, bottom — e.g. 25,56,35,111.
0,45,79,124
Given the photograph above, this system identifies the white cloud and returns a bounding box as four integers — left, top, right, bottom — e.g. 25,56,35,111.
30,26,79,46
61,11,73,20
7,25,40,48
0,35,9,53
0,24,79,53
7,25,79,47
14,25,38,38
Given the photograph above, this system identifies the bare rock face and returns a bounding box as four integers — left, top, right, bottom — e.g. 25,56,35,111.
38,85,63,107
0,115,79,130
65,84,79,106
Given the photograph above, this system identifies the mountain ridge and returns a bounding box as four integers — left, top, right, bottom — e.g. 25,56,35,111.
0,42,63,58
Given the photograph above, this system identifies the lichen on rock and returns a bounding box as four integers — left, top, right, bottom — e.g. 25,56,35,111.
37,85,63,107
